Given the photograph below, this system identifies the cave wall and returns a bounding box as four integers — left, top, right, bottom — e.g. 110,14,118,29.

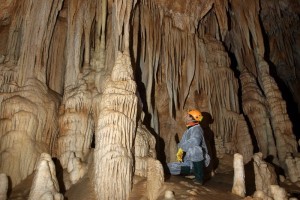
0,0,299,193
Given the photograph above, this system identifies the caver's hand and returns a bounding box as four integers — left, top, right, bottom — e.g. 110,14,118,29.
176,148,184,162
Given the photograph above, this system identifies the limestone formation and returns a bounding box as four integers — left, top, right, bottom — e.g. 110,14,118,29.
135,122,157,177
257,58,298,167
285,153,300,183
147,158,164,200
253,152,277,196
260,0,300,112
232,153,246,197
0,0,62,187
253,190,272,200
0,0,299,199
164,190,175,199
56,0,96,170
269,185,288,200
28,153,63,200
0,79,61,187
235,115,253,163
67,152,88,185
93,52,138,200
240,69,278,163
57,80,94,169
0,173,8,200
169,133,179,163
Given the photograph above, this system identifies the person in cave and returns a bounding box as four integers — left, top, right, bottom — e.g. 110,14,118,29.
167,109,210,185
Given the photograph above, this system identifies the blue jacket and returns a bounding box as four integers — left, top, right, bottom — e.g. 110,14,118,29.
178,124,208,162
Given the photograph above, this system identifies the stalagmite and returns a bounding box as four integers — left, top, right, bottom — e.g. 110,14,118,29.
164,190,175,200
0,0,299,199
94,52,137,200
235,115,253,163
253,190,272,200
269,185,288,200
0,173,8,200
257,58,298,166
67,152,88,185
135,122,156,177
253,152,277,196
240,69,278,163
28,153,63,200
147,158,164,200
285,153,300,183
232,153,246,197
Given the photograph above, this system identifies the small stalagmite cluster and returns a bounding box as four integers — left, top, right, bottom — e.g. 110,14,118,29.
0,0,299,199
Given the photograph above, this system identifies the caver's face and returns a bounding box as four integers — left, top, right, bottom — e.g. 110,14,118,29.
184,114,194,126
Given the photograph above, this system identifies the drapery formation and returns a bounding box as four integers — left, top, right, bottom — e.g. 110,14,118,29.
129,0,298,167
134,0,253,163
0,0,62,187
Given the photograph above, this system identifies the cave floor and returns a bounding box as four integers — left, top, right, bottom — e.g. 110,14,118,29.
129,171,244,200
8,170,243,200
63,170,244,200
8,168,300,200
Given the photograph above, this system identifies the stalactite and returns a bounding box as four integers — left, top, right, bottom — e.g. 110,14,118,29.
260,0,300,112
16,0,63,86
230,0,264,57
181,35,196,109
196,36,239,144
163,18,174,117
214,0,228,40
64,0,95,88
111,0,136,54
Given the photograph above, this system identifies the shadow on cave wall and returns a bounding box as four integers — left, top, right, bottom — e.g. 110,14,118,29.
200,112,219,182
53,157,67,194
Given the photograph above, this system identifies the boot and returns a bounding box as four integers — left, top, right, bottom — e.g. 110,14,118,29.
193,161,204,184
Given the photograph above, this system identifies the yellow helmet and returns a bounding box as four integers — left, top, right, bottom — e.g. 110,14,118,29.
188,109,203,122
